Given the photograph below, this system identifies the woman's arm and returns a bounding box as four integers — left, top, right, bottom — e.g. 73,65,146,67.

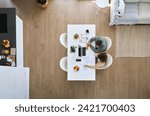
84,64,99,69
84,62,105,69
89,45,96,52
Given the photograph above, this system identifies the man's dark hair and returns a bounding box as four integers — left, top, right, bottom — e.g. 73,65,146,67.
96,40,102,46
97,53,107,62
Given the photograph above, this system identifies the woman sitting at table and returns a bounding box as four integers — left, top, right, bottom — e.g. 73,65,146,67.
87,36,107,53
84,53,107,69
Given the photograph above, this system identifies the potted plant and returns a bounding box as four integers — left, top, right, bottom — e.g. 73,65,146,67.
36,0,48,9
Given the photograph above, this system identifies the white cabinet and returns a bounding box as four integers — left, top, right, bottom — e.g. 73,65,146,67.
0,15,29,99
16,15,24,67
0,67,29,99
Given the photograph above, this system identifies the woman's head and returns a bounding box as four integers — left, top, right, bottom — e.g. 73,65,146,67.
97,53,107,62
37,0,47,4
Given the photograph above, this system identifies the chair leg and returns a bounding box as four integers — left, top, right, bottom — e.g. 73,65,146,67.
92,2,109,16
96,8,109,16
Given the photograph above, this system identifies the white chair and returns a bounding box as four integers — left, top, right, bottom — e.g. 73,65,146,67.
96,0,109,8
94,0,109,16
59,56,67,72
96,54,113,70
104,36,112,51
60,33,67,48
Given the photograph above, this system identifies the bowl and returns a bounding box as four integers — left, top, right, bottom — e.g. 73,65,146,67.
73,65,80,72
74,34,79,39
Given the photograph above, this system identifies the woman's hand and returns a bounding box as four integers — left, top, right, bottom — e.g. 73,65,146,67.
84,65,95,69
84,65,90,67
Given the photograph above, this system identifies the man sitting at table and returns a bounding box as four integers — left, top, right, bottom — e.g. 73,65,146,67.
84,53,107,69
87,36,107,53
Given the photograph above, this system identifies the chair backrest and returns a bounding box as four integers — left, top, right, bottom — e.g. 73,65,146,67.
60,33,67,48
96,54,113,69
104,37,112,51
59,56,67,72
91,36,112,51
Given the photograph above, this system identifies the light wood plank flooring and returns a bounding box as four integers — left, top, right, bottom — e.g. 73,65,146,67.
116,25,150,57
0,0,150,98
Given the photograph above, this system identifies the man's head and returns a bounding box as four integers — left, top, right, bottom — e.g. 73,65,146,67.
97,53,107,62
96,40,102,47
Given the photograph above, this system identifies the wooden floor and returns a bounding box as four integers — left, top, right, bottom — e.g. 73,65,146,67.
116,25,150,57
1,0,150,99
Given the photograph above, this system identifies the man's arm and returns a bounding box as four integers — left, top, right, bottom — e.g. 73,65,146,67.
89,45,96,52
88,37,95,43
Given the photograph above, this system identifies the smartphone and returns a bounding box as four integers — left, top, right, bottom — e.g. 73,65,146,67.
82,47,86,56
78,45,81,57
76,59,81,62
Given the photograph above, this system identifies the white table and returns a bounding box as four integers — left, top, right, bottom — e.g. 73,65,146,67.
67,24,96,81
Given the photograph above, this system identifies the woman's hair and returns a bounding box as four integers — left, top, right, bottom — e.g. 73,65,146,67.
37,0,47,4
97,53,107,62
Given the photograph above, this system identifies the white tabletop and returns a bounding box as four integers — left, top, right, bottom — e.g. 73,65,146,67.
67,24,96,81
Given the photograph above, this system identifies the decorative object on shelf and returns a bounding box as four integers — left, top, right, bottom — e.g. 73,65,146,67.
7,57,13,63
7,55,15,62
6,55,16,67
93,0,109,16
11,61,16,67
1,49,9,55
10,48,16,55
36,0,48,9
0,55,6,60
1,40,10,48
0,39,16,66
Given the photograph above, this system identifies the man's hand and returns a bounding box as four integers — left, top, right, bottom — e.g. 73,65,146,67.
86,43,91,47
87,43,91,46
